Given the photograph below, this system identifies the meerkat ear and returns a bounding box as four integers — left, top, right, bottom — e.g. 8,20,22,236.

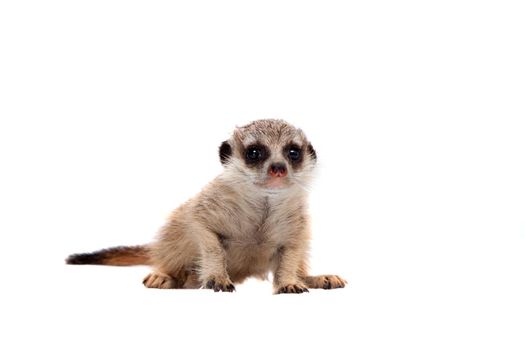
219,140,233,165
307,143,317,161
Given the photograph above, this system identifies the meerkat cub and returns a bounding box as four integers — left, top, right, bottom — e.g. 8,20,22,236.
67,119,346,294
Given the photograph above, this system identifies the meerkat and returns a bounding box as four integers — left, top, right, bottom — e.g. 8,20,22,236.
66,119,346,294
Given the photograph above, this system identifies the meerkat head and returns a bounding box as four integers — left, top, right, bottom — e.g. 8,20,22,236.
218,119,317,191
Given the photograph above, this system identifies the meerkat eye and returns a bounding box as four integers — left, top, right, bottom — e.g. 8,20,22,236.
247,148,261,160
287,147,302,162
245,145,266,164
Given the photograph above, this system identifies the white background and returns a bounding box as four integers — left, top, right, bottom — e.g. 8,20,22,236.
1,1,524,349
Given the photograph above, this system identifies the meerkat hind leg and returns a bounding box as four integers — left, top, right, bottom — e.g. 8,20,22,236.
303,275,347,290
143,271,187,289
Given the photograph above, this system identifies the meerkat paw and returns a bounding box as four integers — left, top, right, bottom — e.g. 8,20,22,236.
203,276,236,292
303,275,347,289
275,283,309,294
143,272,179,289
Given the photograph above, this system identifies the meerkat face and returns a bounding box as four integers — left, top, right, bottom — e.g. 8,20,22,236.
219,119,317,191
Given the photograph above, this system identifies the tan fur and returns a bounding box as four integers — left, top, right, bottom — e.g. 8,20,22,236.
67,119,346,294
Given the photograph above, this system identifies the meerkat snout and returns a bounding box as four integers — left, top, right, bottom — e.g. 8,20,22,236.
269,163,287,177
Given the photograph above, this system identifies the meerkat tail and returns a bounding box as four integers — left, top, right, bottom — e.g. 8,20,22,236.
65,245,151,266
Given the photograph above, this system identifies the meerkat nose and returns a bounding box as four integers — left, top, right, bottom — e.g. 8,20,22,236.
269,163,288,178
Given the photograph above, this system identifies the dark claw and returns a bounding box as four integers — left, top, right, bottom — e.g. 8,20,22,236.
277,285,309,294
205,280,216,289
205,279,235,292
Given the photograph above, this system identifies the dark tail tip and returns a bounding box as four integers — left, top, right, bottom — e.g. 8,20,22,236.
65,245,149,266
65,253,103,265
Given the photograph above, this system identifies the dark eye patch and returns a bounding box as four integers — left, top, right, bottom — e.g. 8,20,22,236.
284,143,304,165
244,144,270,166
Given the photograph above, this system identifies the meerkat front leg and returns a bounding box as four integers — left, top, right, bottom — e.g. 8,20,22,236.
196,226,235,292
273,245,309,294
